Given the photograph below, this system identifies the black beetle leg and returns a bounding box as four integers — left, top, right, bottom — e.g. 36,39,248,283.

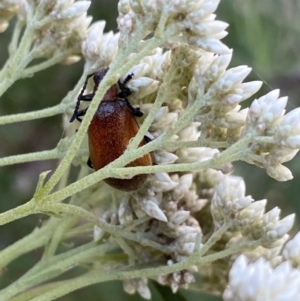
74,108,88,122
87,157,93,169
144,135,152,143
70,73,95,122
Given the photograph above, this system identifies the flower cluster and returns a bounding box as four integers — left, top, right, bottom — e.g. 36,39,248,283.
1,0,300,301
118,0,230,54
223,255,300,301
78,0,300,298
82,21,120,68
5,0,92,63
242,90,300,181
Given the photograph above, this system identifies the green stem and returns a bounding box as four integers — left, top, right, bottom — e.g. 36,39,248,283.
24,239,262,301
127,49,179,151
43,216,79,258
0,242,116,301
8,282,64,301
0,104,63,125
21,49,75,78
0,137,249,227
0,201,36,226
41,203,173,254
163,140,230,150
8,20,24,55
0,149,58,166
197,223,229,257
0,218,57,270
113,235,139,263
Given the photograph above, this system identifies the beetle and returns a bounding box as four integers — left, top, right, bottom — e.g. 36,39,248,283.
70,68,152,191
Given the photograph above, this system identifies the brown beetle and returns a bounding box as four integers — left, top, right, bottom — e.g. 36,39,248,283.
70,68,152,191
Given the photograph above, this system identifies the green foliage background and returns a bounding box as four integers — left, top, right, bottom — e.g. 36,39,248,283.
0,0,299,300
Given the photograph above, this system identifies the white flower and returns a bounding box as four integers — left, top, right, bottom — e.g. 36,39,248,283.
265,163,293,181
211,176,254,219
169,210,190,225
126,77,159,99
152,150,178,165
244,90,287,135
55,1,91,20
141,199,167,221
123,278,151,299
261,208,295,245
82,21,119,65
223,255,300,301
275,108,300,149
282,231,300,266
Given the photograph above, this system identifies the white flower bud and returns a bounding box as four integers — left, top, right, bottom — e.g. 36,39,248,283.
118,11,134,32
141,200,167,222
136,279,151,300
123,279,136,295
177,241,195,255
172,174,193,199
151,107,178,131
224,111,247,127
235,81,262,100
212,176,254,221
189,36,231,54
215,66,252,93
121,63,150,81
190,20,228,37
275,107,300,149
223,94,243,105
282,232,300,266
152,150,178,164
245,90,288,135
118,0,131,15
175,225,201,236
171,282,179,293
127,77,159,99
261,208,295,244
266,164,293,181
56,1,91,19
169,210,190,225
236,199,266,226
152,172,178,192
187,0,220,20
268,214,295,240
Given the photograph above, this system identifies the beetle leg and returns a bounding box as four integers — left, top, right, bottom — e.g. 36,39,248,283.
129,102,144,117
133,107,144,117
121,96,144,117
118,74,133,98
78,93,94,101
74,108,88,122
122,73,134,85
87,157,93,169
144,135,152,143
70,73,95,122
117,73,143,116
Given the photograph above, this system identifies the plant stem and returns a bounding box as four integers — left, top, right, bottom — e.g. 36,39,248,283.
0,218,58,270
23,239,262,301
0,242,116,301
0,104,63,125
21,49,75,78
0,149,58,166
